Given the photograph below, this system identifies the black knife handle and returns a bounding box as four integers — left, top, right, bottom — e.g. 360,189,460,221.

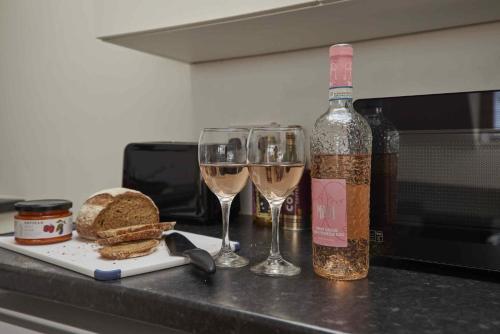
183,248,216,274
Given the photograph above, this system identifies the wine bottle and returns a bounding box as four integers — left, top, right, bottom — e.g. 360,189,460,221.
311,44,372,280
252,134,275,226
281,127,311,230
359,103,399,256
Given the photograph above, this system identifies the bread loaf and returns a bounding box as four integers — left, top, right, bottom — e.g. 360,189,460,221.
76,188,159,240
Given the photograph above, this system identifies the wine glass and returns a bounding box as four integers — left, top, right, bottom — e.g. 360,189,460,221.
198,128,250,268
247,127,305,276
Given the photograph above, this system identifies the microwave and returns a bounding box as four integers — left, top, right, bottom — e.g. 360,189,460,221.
122,142,239,224
354,90,500,271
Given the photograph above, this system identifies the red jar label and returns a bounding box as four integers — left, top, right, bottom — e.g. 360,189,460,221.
312,178,347,247
15,216,72,239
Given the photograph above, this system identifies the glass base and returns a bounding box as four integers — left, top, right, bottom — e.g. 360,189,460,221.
214,250,249,268
250,256,301,277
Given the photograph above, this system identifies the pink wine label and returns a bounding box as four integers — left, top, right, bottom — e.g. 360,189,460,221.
312,178,347,247
329,44,353,88
328,86,352,101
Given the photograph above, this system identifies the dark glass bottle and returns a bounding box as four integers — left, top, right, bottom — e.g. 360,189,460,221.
360,105,399,256
252,135,274,226
281,127,311,230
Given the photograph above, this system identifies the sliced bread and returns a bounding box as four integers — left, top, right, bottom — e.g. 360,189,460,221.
99,239,160,260
97,228,163,246
97,222,176,239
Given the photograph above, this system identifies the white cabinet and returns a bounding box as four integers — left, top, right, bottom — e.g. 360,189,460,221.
96,0,500,63
94,0,310,37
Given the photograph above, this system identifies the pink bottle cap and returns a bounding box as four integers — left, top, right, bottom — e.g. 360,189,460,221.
329,43,353,88
329,44,353,58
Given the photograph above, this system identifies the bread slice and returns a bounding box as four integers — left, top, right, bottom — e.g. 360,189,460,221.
76,188,159,240
99,239,160,260
97,222,176,239
97,228,163,246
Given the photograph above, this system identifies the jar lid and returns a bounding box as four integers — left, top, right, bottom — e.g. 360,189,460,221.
15,199,72,212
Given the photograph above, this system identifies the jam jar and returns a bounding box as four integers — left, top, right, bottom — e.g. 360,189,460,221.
14,200,73,245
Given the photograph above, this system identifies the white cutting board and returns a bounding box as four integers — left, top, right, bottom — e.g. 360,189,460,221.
0,231,237,280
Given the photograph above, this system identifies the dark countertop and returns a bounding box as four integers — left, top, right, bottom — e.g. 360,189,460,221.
0,215,499,333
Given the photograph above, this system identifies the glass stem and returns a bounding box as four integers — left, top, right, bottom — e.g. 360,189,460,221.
220,198,233,254
269,202,283,259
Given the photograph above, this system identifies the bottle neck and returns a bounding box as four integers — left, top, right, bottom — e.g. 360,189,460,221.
328,47,353,110
328,86,353,109
284,134,297,161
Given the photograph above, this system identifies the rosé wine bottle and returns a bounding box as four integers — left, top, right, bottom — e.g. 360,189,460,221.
311,44,372,280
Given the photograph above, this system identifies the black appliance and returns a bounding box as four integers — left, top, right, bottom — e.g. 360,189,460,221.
122,142,239,224
354,90,500,271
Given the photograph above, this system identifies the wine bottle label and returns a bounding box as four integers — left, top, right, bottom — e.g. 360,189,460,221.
312,178,347,247
329,86,353,101
281,169,311,230
253,187,272,224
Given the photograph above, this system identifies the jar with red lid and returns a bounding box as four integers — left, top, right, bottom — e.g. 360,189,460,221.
14,200,73,245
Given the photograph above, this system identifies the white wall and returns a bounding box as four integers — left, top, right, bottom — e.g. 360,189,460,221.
191,21,500,134
0,0,193,209
2,1,500,213
191,22,500,213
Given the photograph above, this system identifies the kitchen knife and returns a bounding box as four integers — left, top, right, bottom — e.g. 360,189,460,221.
165,232,216,274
